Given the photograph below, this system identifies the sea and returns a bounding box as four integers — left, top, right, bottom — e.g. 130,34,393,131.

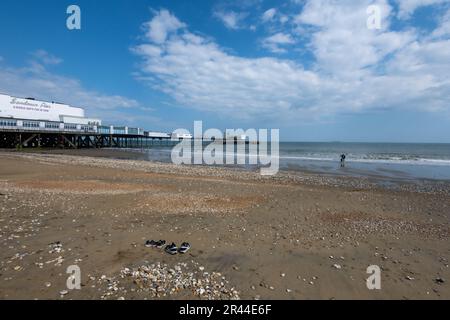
118,142,450,181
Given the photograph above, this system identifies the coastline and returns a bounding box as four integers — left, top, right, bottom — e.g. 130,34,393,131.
0,151,449,299
4,148,450,194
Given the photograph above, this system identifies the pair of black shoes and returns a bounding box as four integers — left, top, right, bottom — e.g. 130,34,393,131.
165,242,191,255
145,240,166,248
145,240,191,255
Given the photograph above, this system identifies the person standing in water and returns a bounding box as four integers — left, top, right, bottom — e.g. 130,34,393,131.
340,154,346,167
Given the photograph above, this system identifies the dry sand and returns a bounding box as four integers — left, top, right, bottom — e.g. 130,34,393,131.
0,151,449,300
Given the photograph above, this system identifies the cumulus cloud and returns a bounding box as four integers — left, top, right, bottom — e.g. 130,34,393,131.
214,10,247,29
295,0,412,73
133,16,318,119
132,5,450,122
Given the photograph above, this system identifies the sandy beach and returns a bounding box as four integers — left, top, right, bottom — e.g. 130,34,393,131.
0,150,449,300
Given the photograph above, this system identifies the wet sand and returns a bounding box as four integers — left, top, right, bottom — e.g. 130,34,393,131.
0,151,449,300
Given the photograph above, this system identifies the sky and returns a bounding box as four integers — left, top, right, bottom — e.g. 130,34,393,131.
0,0,449,142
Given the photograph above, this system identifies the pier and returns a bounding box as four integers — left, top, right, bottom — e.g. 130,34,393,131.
0,93,178,150
0,94,255,150
0,120,175,149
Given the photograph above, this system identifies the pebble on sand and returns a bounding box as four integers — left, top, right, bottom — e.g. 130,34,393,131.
435,278,445,284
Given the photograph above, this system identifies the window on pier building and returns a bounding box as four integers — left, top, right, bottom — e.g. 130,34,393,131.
45,122,60,129
81,126,94,132
0,120,17,127
23,121,39,128
64,124,78,130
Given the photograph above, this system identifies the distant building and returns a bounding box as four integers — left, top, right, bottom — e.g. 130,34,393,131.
172,132,193,140
225,134,249,142
147,131,171,139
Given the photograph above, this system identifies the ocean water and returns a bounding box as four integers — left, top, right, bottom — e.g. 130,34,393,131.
121,142,450,181
278,142,450,181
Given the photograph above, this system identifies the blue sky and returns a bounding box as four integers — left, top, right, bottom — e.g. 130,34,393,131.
0,0,449,142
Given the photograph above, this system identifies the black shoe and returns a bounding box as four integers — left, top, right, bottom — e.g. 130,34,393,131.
145,240,157,248
165,243,178,255
155,240,166,249
178,242,191,254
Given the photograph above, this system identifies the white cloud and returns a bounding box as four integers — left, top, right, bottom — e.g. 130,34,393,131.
32,50,63,65
262,32,296,53
133,6,450,122
0,57,139,122
293,0,449,112
396,0,447,19
279,14,289,24
143,9,186,43
262,8,277,22
214,10,247,30
133,14,318,119
295,0,414,74
261,8,289,26
432,8,450,38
